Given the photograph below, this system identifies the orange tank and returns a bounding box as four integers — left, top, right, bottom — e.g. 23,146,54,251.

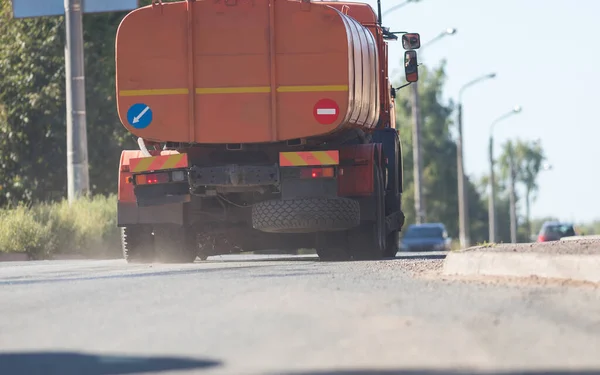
115,0,381,144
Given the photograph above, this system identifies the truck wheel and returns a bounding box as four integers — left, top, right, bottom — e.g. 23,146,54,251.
316,231,350,261
153,224,198,263
252,198,360,233
121,225,155,264
384,231,400,258
348,165,386,260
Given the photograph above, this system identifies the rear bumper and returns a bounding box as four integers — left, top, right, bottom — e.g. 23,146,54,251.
189,164,279,188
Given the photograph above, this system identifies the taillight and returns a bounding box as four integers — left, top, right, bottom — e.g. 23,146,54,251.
299,167,335,179
537,234,546,242
135,172,169,185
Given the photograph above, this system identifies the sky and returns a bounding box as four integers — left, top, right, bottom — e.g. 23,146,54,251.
356,0,600,224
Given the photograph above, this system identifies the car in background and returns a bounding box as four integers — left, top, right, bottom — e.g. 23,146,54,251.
399,223,451,252
537,221,577,242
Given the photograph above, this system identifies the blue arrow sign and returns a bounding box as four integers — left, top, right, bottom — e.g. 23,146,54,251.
127,103,153,129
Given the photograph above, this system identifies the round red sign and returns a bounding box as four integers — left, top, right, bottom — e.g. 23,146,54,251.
313,99,340,125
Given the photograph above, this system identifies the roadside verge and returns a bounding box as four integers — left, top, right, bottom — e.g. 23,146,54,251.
443,239,600,284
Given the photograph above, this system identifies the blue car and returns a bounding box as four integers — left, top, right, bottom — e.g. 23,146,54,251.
400,223,451,252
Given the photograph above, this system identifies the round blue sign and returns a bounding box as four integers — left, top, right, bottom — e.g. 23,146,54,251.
127,103,153,129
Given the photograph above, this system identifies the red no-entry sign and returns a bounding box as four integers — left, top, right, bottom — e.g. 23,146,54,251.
313,99,340,125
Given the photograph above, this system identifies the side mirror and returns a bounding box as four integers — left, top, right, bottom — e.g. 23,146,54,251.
402,33,421,50
404,50,419,83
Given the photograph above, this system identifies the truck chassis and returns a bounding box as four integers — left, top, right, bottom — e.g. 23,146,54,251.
117,127,405,262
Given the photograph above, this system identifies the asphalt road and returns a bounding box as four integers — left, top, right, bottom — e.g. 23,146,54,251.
1,252,600,375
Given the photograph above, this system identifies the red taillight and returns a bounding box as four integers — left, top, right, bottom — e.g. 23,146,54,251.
299,167,335,179
537,234,546,242
135,172,169,185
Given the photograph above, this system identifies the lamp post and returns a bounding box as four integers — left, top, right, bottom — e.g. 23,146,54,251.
382,0,422,19
456,72,496,248
488,105,522,243
409,27,457,224
421,28,457,50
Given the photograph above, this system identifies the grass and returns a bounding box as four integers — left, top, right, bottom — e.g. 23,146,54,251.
0,195,120,260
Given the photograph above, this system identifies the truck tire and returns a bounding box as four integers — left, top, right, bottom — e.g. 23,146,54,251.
384,230,400,258
121,225,155,264
252,198,360,233
348,165,387,260
153,224,198,263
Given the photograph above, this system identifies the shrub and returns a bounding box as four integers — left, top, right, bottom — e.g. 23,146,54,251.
0,195,120,259
0,204,53,259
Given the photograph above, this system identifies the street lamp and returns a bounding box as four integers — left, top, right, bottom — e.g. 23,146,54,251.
456,72,497,248
488,105,522,244
410,28,457,224
382,0,422,19
421,28,457,50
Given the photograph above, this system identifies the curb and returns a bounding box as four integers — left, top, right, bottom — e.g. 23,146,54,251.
561,235,600,241
443,251,600,283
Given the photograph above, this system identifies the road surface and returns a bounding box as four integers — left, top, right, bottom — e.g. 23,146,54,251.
1,252,599,375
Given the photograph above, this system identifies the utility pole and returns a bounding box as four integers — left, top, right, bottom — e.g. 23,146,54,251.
456,102,469,247
409,28,456,224
488,135,496,243
411,82,425,223
508,145,518,243
487,105,522,243
456,72,496,248
64,0,90,202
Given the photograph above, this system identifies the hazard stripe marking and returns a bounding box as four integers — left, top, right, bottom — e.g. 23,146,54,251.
281,153,308,167
279,151,340,167
312,151,338,165
130,154,188,173
161,154,185,170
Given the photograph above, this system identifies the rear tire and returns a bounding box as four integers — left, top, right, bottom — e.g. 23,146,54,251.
121,225,155,264
153,224,198,264
348,164,387,260
384,230,400,258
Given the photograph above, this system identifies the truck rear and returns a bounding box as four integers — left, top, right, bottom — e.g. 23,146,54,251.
116,0,420,263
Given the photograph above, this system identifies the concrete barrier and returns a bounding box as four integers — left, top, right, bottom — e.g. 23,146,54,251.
443,251,600,283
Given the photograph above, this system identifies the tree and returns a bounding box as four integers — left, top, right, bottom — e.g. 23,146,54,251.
393,61,489,243
497,138,547,241
0,1,66,205
514,139,546,237
0,0,136,205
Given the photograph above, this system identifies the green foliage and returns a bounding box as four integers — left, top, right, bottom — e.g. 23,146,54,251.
497,138,547,239
0,1,67,204
393,62,488,244
577,221,600,235
0,205,53,258
0,195,120,259
0,0,136,206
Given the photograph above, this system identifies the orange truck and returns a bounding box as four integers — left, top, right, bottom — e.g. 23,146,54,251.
115,0,420,263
